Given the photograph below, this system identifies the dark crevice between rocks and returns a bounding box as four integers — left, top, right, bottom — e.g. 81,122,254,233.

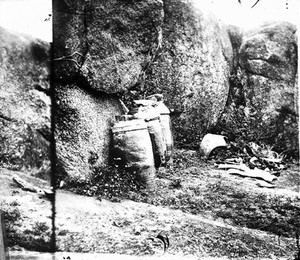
74,73,122,100
224,26,245,107
30,42,49,64
247,56,285,65
219,34,245,113
52,74,78,86
271,106,299,157
34,84,50,96
226,74,246,108
221,48,231,68
242,69,283,81
36,128,51,143
0,113,17,123
212,28,247,141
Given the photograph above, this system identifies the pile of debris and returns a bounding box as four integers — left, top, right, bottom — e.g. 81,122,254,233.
200,134,286,188
12,175,54,199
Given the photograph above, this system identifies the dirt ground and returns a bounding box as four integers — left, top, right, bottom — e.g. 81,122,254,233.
0,149,299,259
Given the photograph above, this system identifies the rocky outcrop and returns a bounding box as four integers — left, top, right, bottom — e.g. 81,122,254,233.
53,0,164,93
239,22,298,153
218,22,298,155
55,84,123,182
227,25,244,72
53,0,298,184
53,0,233,153
53,0,163,182
240,22,297,83
0,26,50,177
128,0,234,146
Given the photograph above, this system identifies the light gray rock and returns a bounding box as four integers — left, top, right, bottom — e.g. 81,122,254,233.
137,0,233,145
53,0,233,148
53,0,164,93
55,84,123,182
238,22,298,154
0,26,50,174
53,0,165,182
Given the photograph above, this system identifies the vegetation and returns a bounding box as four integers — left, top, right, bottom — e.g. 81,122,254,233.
66,165,141,202
1,200,53,252
2,148,298,257
67,148,300,241
212,70,299,160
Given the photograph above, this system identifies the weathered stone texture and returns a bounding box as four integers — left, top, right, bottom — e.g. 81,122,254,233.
139,0,233,145
53,1,299,183
53,0,164,182
0,26,50,174
53,0,233,146
53,0,164,93
238,22,298,153
55,84,123,182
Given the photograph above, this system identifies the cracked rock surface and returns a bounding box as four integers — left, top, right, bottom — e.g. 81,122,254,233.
0,26,50,176
238,22,298,152
53,0,233,151
53,0,164,93
53,1,298,182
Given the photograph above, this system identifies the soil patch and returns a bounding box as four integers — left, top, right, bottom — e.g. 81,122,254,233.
1,149,299,259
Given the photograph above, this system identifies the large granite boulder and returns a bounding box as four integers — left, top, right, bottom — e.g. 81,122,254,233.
218,22,298,156
53,0,163,182
128,0,233,146
238,22,298,154
53,0,164,93
53,0,233,151
55,84,123,183
0,26,50,177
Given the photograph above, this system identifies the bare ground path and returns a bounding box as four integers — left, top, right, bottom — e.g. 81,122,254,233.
54,189,297,259
1,149,299,259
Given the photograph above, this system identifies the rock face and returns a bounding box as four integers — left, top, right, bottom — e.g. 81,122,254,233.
53,1,298,183
53,0,233,149
159,0,232,146
53,0,164,93
218,22,298,155
238,22,298,153
53,0,163,182
128,0,233,146
0,26,50,176
55,84,123,182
